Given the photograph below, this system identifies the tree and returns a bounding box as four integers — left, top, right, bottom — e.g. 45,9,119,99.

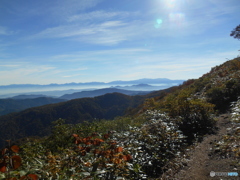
230,24,240,40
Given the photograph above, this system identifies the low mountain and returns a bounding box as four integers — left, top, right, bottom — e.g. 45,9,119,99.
60,88,150,100
11,94,49,99
0,97,66,116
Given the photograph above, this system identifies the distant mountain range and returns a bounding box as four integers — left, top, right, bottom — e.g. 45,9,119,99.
0,78,184,98
0,78,184,89
0,80,184,116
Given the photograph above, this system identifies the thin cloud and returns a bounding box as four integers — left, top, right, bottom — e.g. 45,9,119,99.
0,26,14,35
67,10,134,22
49,48,151,62
0,64,20,68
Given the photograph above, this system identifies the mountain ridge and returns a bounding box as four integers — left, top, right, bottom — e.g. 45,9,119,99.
0,78,184,88
60,88,151,100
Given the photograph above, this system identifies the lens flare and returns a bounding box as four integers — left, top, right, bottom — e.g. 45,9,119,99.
154,18,163,28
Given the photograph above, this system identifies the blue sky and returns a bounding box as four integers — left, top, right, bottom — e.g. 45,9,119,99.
0,0,239,85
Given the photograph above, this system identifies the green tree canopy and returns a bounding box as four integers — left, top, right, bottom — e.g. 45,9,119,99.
230,24,240,40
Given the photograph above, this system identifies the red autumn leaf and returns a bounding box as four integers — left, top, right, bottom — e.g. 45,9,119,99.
11,155,22,169
82,138,87,143
93,138,104,146
86,136,92,140
6,177,17,180
27,174,39,180
115,147,123,153
78,146,85,151
11,145,20,153
122,155,127,161
98,138,104,142
103,133,109,139
92,140,98,146
85,141,92,145
19,176,28,180
0,160,7,173
126,154,132,161
75,138,82,144
72,134,79,138
108,140,117,145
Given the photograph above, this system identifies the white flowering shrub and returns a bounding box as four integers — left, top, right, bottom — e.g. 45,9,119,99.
112,110,187,178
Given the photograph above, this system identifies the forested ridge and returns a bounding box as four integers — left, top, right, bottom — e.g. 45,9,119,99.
0,97,66,116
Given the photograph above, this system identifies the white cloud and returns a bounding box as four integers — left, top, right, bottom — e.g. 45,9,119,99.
29,19,144,45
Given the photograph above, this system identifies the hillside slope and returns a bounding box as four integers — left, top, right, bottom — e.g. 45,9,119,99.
138,57,240,114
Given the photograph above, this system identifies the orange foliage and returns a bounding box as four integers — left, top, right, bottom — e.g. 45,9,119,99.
0,160,7,173
11,145,20,153
11,155,22,169
115,147,123,153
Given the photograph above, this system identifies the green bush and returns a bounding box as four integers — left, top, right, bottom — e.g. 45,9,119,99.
161,89,215,142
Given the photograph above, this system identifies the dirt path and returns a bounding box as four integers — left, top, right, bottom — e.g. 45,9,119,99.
171,113,239,180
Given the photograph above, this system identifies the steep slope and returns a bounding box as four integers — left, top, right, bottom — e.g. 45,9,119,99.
187,58,240,112
138,57,240,114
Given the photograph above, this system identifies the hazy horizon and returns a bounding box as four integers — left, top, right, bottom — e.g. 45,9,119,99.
0,77,184,97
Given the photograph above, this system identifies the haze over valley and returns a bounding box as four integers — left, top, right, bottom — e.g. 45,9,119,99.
0,78,184,98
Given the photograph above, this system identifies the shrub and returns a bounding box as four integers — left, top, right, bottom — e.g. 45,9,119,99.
113,110,187,178
162,89,215,142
